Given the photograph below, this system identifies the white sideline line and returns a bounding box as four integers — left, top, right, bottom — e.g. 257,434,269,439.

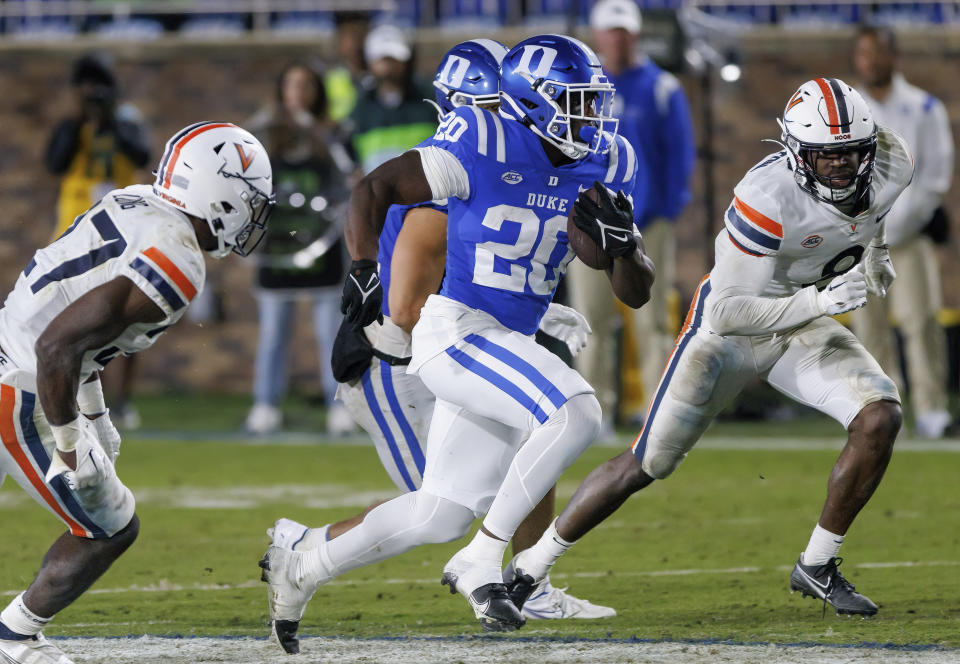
5,560,958,598
46,635,960,664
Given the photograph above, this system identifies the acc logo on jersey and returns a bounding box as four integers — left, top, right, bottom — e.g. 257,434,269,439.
801,234,823,248
501,171,523,185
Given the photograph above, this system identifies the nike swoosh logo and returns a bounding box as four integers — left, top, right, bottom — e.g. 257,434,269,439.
607,232,630,243
828,281,846,292
350,274,380,303
796,566,830,593
473,598,491,616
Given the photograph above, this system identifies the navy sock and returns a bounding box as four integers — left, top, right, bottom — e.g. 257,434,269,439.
0,620,31,641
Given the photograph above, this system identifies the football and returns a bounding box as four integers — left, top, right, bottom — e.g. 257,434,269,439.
567,186,613,271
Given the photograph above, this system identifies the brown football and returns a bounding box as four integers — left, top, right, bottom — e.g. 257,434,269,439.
567,186,613,270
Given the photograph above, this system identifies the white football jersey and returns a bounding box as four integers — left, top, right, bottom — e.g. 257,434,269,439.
0,184,205,381
716,127,913,296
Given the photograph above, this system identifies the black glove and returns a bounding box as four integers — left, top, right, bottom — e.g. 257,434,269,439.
572,180,637,258
340,259,383,326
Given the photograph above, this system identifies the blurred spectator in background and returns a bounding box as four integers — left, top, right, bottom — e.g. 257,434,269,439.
245,62,356,435
44,53,151,429
568,0,695,434
349,24,436,173
850,25,955,439
325,11,371,125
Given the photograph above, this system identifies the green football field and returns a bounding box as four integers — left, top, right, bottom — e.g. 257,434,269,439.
1,397,959,655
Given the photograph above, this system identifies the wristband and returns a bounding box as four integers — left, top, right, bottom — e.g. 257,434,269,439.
51,417,82,453
77,378,106,416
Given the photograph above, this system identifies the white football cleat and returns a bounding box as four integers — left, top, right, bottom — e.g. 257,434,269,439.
521,577,617,619
440,548,525,632
268,519,331,552
258,545,315,654
267,518,309,551
0,633,75,664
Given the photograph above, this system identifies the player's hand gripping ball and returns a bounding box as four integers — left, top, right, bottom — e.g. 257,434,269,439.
568,181,636,270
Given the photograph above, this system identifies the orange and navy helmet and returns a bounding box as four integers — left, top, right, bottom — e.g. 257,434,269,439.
778,78,877,206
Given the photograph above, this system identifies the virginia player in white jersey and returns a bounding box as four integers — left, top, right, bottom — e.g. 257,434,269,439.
0,122,273,664
507,78,914,619
259,34,655,650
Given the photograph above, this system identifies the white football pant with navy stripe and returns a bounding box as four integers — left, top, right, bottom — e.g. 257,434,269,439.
337,357,432,493
631,276,900,480
0,367,135,539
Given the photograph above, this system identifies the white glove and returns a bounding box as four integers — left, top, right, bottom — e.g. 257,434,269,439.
861,243,896,298
89,409,122,463
45,417,116,490
817,269,868,316
538,303,593,357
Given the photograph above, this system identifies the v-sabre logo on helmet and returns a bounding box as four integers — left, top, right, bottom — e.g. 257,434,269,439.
235,143,257,172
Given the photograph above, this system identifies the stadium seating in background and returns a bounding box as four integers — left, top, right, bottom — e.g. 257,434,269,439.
3,0,78,41
778,4,860,29
436,0,506,30
175,0,244,38
93,18,164,41
271,11,335,36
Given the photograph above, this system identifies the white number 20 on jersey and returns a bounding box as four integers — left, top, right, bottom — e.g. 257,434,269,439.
473,204,572,295
433,113,469,143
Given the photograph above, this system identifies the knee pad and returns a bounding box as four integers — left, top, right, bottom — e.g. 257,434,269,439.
667,339,724,406
640,432,687,480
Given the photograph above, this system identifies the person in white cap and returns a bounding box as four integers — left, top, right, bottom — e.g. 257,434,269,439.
850,25,956,439
566,0,696,435
349,24,436,173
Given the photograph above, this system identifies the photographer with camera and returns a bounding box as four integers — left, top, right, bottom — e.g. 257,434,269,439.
44,53,152,430
45,53,151,239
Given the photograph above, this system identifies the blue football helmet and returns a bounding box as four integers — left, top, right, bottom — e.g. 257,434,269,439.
430,39,508,119
500,34,618,160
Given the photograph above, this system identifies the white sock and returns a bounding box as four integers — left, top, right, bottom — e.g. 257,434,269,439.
293,525,330,552
298,542,337,589
801,524,844,566
462,530,509,567
517,519,575,581
0,593,51,637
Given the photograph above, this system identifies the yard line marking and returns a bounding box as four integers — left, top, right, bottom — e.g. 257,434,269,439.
6,561,958,598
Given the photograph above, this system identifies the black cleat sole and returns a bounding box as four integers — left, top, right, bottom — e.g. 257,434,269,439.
273,619,301,654
440,572,458,595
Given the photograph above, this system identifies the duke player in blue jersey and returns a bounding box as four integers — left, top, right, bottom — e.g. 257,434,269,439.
259,35,655,647
265,41,611,632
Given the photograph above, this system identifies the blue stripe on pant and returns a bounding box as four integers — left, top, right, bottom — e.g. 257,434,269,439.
19,391,108,539
445,344,554,424
632,280,712,462
463,334,567,410
361,365,418,491
378,361,426,476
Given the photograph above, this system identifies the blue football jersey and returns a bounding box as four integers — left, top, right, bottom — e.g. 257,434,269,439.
417,106,638,334
378,201,447,318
